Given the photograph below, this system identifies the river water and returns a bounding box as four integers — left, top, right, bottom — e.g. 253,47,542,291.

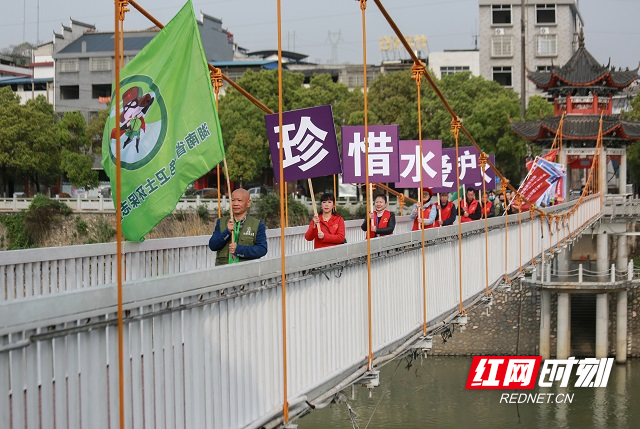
298,357,639,429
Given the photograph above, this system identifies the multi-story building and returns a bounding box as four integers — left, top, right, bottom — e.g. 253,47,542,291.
53,13,235,121
427,49,480,79
479,0,583,105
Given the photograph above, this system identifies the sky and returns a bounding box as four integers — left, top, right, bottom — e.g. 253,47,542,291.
1,0,640,69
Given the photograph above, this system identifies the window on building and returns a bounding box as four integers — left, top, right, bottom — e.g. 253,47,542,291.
60,85,80,100
492,66,512,86
59,59,79,73
536,4,556,24
491,35,513,57
537,34,558,56
440,66,470,76
89,57,112,72
92,84,112,99
536,65,553,72
492,5,512,25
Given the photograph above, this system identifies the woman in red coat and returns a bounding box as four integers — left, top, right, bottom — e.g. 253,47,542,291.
305,193,346,249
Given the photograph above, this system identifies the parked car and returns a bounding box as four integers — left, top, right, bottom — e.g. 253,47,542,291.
248,186,274,200
193,187,218,198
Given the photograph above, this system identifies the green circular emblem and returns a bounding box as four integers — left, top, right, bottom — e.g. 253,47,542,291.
108,74,167,170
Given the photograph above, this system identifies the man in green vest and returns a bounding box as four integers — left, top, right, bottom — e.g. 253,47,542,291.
209,188,268,265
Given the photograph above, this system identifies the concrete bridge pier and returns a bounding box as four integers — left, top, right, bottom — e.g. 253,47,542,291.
616,232,629,363
557,293,571,359
617,290,627,363
540,289,551,359
597,233,609,281
596,293,609,359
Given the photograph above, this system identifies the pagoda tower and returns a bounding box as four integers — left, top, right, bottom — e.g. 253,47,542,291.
511,30,640,196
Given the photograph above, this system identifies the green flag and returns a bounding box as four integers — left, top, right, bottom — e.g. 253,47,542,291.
101,0,224,241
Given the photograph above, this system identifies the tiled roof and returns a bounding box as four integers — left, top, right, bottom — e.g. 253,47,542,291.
57,32,157,54
511,115,640,142
528,32,638,91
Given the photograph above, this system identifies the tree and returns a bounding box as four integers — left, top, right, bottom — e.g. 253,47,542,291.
86,109,109,154
225,130,266,187
0,87,22,195
16,96,61,193
525,95,554,120
57,111,98,189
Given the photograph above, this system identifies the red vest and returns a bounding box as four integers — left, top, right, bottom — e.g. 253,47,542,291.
436,202,455,226
460,199,479,223
481,201,493,216
412,205,435,231
368,210,392,238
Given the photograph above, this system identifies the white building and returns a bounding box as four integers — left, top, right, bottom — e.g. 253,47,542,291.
427,49,480,79
478,0,583,104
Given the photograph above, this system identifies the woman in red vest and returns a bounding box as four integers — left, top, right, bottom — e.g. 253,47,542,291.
305,193,346,249
361,194,396,238
479,191,494,218
435,192,457,227
410,187,438,230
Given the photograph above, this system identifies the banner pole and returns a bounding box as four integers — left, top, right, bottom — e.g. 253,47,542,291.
308,178,321,234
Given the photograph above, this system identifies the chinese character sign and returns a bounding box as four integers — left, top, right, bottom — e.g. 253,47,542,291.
432,146,496,193
395,140,442,188
341,125,400,183
265,105,341,183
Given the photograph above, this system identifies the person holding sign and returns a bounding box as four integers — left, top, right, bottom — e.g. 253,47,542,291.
361,193,396,238
305,193,346,249
435,192,457,227
410,187,437,230
208,188,267,265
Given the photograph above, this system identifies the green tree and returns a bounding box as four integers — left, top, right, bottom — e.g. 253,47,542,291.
86,109,109,154
17,96,61,192
225,130,266,187
58,111,98,189
0,87,22,195
525,95,554,120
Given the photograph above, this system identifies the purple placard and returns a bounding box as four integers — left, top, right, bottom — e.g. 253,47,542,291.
265,104,341,183
341,125,400,184
395,140,443,188
432,146,496,193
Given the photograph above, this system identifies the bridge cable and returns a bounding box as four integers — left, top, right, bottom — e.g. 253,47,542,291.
411,60,429,334
275,0,292,423
358,0,375,372
451,117,466,314
479,152,491,295
363,358,404,429
113,2,127,429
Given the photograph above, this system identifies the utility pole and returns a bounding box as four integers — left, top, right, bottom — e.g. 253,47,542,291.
520,0,527,118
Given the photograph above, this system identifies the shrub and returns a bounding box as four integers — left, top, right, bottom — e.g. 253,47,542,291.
335,205,352,220
24,195,72,245
93,216,116,243
0,212,32,249
196,204,209,222
255,193,310,228
75,216,89,236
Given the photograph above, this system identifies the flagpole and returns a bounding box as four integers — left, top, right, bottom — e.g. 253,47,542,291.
113,2,126,429
437,192,442,226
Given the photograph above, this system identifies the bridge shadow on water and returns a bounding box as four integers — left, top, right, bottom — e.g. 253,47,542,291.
298,356,640,429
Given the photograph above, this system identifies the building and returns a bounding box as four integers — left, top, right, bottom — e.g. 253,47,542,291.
478,0,583,104
510,32,640,195
53,14,235,121
427,49,480,79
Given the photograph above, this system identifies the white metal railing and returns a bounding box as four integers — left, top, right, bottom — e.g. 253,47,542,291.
0,218,412,302
0,195,602,429
603,195,640,218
